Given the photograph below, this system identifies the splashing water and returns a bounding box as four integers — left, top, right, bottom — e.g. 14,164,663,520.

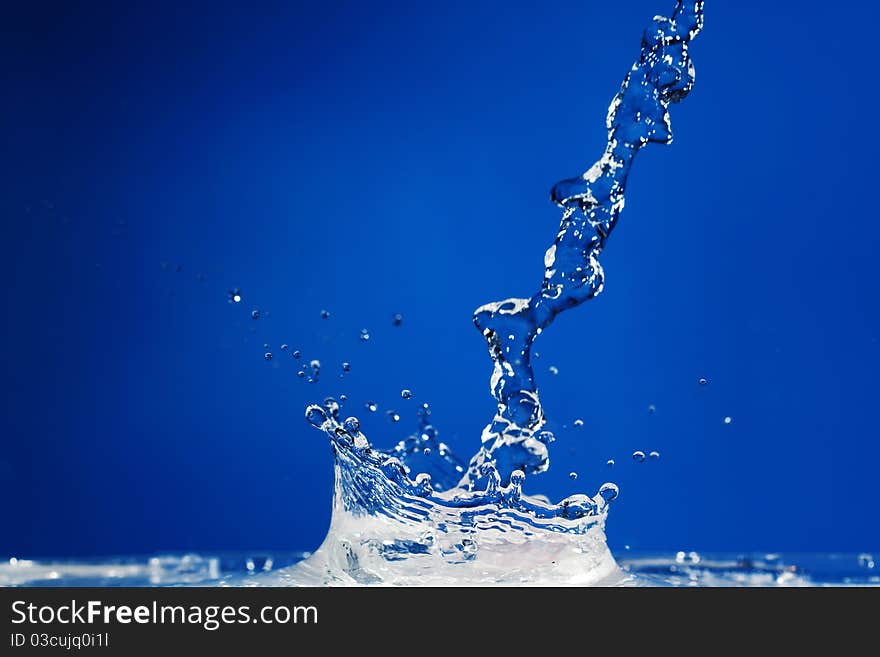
287,1,705,586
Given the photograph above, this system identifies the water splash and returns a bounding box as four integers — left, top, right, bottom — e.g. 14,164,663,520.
292,1,704,585
464,1,703,486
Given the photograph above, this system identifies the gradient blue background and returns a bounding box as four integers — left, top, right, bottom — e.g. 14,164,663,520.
2,0,878,558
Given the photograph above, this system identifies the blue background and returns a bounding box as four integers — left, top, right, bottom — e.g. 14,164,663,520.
2,0,878,558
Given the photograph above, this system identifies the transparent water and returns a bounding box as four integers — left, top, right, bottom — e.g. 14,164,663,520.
10,3,871,588
286,1,710,587
2,553,877,587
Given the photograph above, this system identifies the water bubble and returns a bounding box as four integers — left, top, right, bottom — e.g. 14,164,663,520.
386,410,401,423
632,450,646,463
263,352,273,361
263,343,270,349
569,471,578,480
227,289,242,303
360,328,370,342
343,417,360,434
342,362,351,372
251,309,260,320
339,394,348,402
320,309,330,319
573,418,584,428
598,482,619,502
392,313,403,326
365,401,378,412
698,377,708,385
292,350,301,359
401,389,412,400
649,450,660,460
606,459,615,467
548,365,559,375
648,404,656,414
309,359,321,370
297,370,306,378
280,344,289,351
723,416,732,424
423,447,431,455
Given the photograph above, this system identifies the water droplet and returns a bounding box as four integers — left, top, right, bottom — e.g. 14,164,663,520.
632,450,646,463
401,389,412,399
343,416,360,434
339,394,348,402
297,370,305,378
573,418,584,428
648,404,656,413
320,309,330,319
263,352,273,361
365,401,378,412
323,397,340,417
423,447,431,455
392,313,403,326
606,459,615,467
263,343,270,350
723,416,732,424
698,377,708,385
649,450,660,460
548,365,559,375
309,359,321,370
537,430,556,444
569,471,578,480
227,289,242,303
342,362,351,372
280,344,289,351
386,410,401,423
305,405,328,428
598,482,619,502
251,309,260,320
292,350,301,359
360,329,370,342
